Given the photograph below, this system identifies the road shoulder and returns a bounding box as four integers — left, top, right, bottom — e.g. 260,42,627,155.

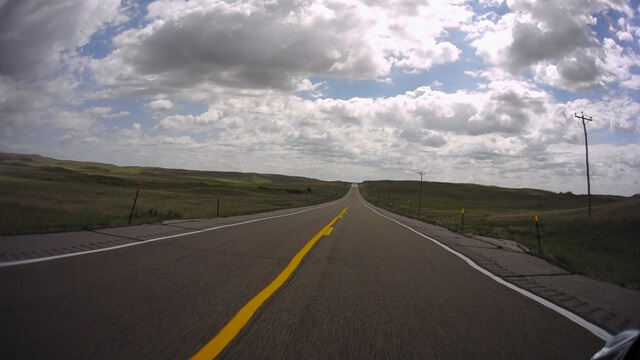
361,199,640,335
0,202,341,265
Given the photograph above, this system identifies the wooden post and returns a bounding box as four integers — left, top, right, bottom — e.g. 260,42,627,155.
535,214,541,254
388,181,391,210
216,192,221,217
129,181,142,225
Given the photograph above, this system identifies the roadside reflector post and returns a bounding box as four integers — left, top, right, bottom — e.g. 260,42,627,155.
129,181,142,225
461,208,465,232
216,192,221,217
535,214,541,254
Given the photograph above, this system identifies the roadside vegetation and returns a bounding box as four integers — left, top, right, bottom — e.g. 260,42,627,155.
0,153,349,235
359,180,640,289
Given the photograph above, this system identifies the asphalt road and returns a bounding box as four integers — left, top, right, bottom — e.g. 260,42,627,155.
0,185,604,359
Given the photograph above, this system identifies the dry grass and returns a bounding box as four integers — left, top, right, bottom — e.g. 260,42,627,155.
0,153,350,234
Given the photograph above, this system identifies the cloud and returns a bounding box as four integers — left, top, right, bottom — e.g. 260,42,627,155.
471,6,598,74
50,110,99,130
599,37,640,89
533,49,604,91
556,51,602,85
155,107,223,131
617,31,634,42
577,96,640,133
86,106,129,119
398,129,447,148
0,0,124,76
147,99,174,111
0,74,81,130
91,0,472,95
505,19,595,73
470,0,639,93
161,135,196,146
152,82,556,167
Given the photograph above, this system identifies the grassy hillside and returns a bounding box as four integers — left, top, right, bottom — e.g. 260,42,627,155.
359,180,640,289
0,153,350,235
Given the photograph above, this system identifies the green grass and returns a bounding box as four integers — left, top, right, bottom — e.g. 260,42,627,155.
359,180,640,289
0,153,349,235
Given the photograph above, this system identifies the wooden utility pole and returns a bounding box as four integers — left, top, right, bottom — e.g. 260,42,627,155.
417,171,425,215
575,111,593,219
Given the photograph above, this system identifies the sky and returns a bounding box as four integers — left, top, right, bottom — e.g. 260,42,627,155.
1,0,639,196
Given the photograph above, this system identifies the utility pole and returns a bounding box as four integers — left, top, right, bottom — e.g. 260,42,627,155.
575,111,592,219
417,171,425,215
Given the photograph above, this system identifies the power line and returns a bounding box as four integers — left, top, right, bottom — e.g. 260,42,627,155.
581,89,640,118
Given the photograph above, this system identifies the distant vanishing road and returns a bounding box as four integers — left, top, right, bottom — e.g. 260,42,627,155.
0,185,604,359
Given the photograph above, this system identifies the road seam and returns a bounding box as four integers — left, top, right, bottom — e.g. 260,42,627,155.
357,192,613,342
0,195,349,268
190,206,348,360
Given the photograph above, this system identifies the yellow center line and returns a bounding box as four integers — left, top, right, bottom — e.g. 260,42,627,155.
191,206,348,360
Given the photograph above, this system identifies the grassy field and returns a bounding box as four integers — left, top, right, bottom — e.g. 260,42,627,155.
359,180,640,289
0,153,350,235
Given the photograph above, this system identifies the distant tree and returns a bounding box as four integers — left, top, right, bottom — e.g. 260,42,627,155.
307,187,312,192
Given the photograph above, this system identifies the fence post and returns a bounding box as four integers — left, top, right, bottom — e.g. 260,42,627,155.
129,181,142,225
217,192,221,217
535,214,541,254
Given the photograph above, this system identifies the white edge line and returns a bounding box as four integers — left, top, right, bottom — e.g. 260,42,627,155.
0,191,351,268
356,189,613,342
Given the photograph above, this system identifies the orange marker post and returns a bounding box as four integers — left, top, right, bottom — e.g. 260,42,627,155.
461,208,465,232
